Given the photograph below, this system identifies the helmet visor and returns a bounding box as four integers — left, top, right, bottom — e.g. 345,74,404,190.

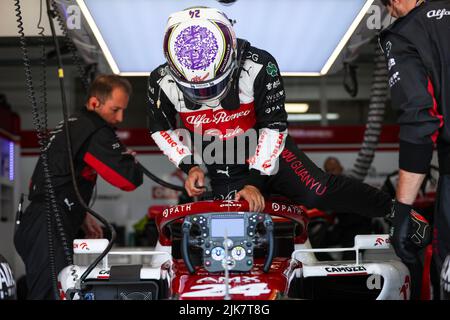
169,60,236,105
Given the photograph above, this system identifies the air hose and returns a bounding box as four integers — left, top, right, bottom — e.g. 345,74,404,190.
44,0,117,293
138,163,184,192
15,0,73,299
349,42,388,181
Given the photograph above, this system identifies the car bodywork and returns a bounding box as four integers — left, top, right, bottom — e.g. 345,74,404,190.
58,200,410,300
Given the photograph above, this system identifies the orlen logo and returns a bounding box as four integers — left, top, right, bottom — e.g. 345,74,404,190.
204,127,244,140
73,242,89,251
219,200,242,209
374,237,390,246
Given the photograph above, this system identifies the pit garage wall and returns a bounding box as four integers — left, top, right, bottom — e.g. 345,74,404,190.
20,125,439,240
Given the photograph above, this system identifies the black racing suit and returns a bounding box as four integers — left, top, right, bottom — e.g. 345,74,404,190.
380,0,450,275
147,39,391,218
14,108,143,300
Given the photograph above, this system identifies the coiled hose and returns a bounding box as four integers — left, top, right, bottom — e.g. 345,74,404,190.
15,0,73,300
44,0,117,293
349,42,388,181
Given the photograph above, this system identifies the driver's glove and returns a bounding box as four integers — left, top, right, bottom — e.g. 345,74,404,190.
387,201,431,264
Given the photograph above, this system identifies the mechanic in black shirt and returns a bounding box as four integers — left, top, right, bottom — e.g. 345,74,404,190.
380,0,450,296
14,75,143,300
147,7,393,216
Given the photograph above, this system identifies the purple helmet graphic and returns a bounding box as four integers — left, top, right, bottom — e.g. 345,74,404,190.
163,7,237,104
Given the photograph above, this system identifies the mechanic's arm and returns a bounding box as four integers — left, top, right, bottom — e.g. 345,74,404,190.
146,69,204,197
236,55,288,211
382,33,441,200
396,170,426,205
380,32,437,261
83,127,143,191
81,212,103,239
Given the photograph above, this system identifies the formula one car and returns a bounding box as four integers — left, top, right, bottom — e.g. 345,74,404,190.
58,200,410,300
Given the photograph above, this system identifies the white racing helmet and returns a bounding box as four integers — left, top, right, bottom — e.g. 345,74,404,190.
163,7,237,105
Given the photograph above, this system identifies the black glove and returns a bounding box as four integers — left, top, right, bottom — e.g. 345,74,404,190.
388,201,431,264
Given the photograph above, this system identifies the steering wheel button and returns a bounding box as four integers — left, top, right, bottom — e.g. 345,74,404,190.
231,246,246,261
247,260,252,265
223,239,233,248
246,242,252,247
247,249,252,254
205,260,211,266
203,233,207,237
249,232,253,236
211,247,225,261
205,250,211,255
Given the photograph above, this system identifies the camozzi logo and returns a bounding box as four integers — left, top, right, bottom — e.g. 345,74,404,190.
427,9,450,19
185,110,251,128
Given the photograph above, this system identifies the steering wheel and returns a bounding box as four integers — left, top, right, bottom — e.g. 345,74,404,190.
155,200,308,274
181,212,274,274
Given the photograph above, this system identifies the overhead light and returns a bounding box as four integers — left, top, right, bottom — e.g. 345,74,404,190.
320,0,375,75
288,113,340,122
285,103,310,114
75,0,374,76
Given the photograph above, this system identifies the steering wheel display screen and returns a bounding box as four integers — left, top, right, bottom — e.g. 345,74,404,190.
211,218,244,238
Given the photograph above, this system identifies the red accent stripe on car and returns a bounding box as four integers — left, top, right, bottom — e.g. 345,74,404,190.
83,152,136,191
